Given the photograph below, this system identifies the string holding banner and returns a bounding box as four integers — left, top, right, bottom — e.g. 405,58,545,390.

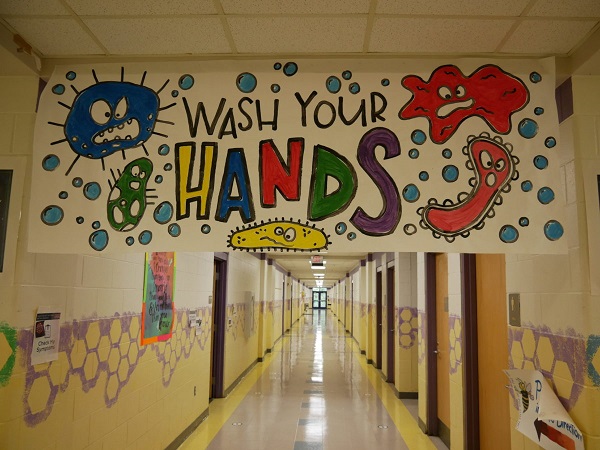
29,58,565,254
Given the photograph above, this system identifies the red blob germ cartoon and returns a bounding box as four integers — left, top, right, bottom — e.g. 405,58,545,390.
399,65,529,144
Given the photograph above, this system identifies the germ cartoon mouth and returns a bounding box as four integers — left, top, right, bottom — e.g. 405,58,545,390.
437,98,474,118
260,236,292,247
93,118,140,144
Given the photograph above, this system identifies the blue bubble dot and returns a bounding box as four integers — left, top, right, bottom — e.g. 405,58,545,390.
534,155,548,170
381,79,390,86
164,163,172,171
530,72,542,83
545,137,556,148
442,149,452,159
237,72,257,93
534,107,544,115
408,149,419,159
41,205,63,225
72,177,83,188
419,171,429,181
66,71,76,81
342,70,352,80
139,230,152,245
171,90,179,98
92,220,101,230
349,83,360,94
126,236,134,246
168,223,181,237
442,165,459,182
52,84,65,95
499,225,519,243
154,201,173,224
544,220,564,241
271,84,280,93
76,216,84,224
335,222,347,235
179,74,194,90
89,230,108,251
283,62,298,76
403,184,420,202
83,182,101,200
201,224,211,234
521,180,533,192
158,144,170,156
59,191,68,199
326,76,341,94
411,130,426,145
537,187,555,204
519,217,529,227
274,62,282,70
155,175,163,184
518,118,539,139
347,232,356,241
42,154,60,171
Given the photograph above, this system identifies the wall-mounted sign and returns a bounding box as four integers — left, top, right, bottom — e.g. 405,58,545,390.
141,252,175,345
29,58,565,254
31,307,60,365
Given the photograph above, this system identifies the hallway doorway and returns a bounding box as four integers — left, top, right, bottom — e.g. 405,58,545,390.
312,288,327,309
386,265,395,383
210,255,227,399
376,269,383,370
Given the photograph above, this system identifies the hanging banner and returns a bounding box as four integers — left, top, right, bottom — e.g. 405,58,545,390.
29,58,565,254
141,252,175,345
505,369,584,450
31,307,60,365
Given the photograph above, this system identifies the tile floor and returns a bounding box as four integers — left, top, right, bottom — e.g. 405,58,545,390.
179,310,447,450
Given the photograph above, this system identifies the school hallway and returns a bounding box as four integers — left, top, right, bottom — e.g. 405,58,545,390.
180,310,445,450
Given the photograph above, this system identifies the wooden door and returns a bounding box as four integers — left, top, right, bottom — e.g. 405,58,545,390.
386,266,395,383
476,254,510,449
435,254,450,442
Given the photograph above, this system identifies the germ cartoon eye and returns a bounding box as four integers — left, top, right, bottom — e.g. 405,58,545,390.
495,159,506,171
438,86,452,100
455,85,466,98
479,150,493,169
131,165,140,177
114,96,128,119
90,99,111,125
284,228,296,242
274,226,284,236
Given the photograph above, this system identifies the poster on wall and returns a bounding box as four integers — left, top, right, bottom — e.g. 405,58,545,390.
31,307,61,365
505,369,584,450
141,252,175,346
29,58,566,254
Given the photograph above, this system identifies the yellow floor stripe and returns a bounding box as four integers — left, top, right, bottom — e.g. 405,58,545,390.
348,331,438,450
178,340,283,449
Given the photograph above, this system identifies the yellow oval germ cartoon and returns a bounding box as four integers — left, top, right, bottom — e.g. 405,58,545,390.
227,218,330,252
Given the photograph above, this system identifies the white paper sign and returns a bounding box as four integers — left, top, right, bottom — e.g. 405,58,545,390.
31,307,61,365
505,369,584,450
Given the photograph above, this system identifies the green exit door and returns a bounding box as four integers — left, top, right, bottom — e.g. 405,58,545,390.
312,289,327,309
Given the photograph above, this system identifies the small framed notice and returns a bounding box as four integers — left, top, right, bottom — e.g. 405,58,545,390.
31,307,61,365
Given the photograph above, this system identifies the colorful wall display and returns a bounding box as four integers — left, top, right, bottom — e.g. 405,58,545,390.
141,252,175,345
29,58,565,254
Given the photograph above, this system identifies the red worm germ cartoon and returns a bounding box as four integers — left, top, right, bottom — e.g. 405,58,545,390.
400,65,529,144
418,133,519,241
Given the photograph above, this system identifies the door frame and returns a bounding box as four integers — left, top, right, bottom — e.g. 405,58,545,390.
425,253,438,435
461,254,480,449
375,269,383,370
386,264,395,383
211,253,228,399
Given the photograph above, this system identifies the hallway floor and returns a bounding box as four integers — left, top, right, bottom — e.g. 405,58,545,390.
179,310,446,449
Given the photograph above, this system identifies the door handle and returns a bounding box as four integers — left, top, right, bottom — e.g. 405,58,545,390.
433,350,439,354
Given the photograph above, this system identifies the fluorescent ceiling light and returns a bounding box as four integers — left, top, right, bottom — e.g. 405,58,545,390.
311,265,325,270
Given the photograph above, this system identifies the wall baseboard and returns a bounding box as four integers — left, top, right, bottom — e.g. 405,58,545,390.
398,391,418,399
166,406,209,450
223,359,258,397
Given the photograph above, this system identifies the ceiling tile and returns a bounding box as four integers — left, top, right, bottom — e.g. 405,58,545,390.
228,17,366,53
501,19,598,54
65,0,217,16
0,0,69,16
220,0,370,15
83,17,231,55
4,17,104,56
527,0,600,18
376,0,530,16
370,17,514,53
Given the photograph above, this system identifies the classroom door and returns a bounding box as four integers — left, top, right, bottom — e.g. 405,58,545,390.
435,254,450,446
